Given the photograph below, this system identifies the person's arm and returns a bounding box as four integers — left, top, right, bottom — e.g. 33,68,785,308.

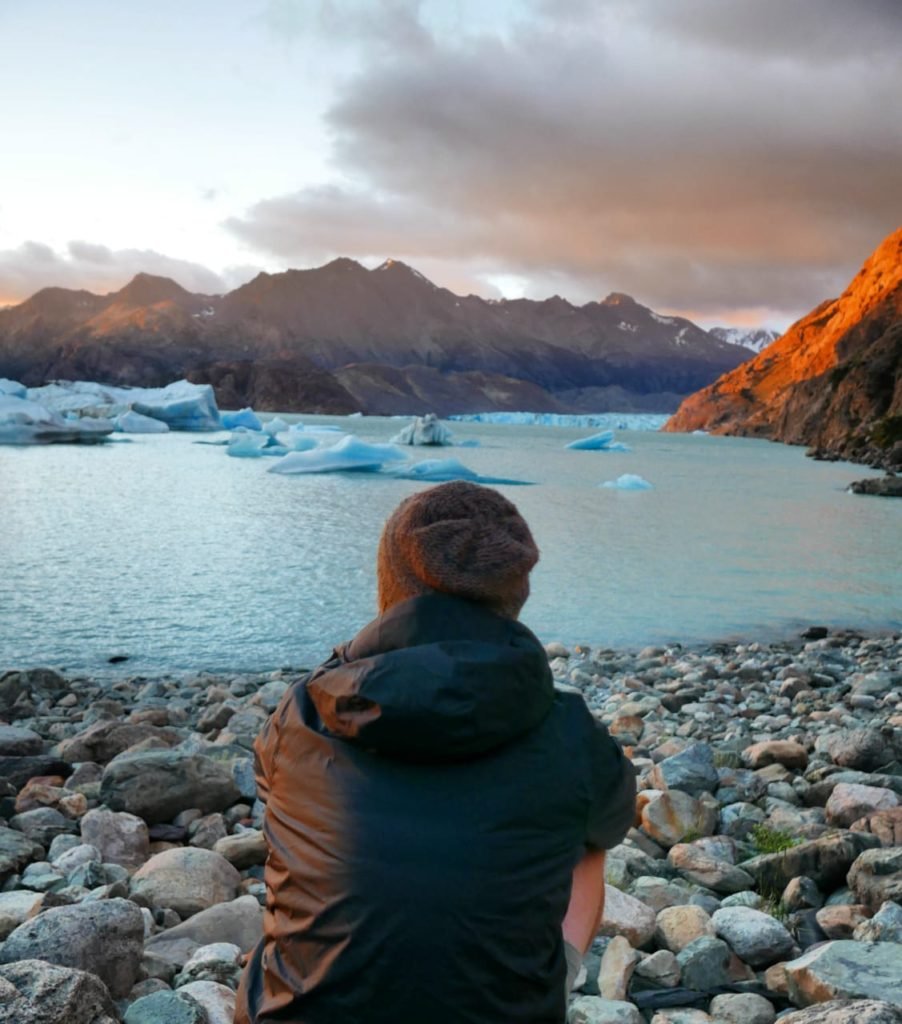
562,848,607,954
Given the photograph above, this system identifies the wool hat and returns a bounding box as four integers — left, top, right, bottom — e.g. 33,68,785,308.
377,481,539,620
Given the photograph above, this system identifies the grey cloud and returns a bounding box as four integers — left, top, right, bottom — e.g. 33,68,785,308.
0,241,258,304
632,0,902,62
227,0,902,320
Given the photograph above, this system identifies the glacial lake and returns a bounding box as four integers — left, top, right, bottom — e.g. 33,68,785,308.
1,416,900,675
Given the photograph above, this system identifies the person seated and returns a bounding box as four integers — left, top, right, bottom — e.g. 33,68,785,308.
236,481,637,1024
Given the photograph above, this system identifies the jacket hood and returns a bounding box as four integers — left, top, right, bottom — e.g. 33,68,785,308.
305,594,554,761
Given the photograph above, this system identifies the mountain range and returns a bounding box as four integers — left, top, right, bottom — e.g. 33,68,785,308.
665,226,902,469
0,259,752,416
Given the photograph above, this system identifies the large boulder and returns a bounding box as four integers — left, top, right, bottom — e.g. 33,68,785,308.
100,750,241,824
847,847,902,909
826,784,899,828
0,756,72,790
710,906,795,967
0,891,43,941
0,826,41,881
143,895,263,966
741,741,808,770
568,997,643,1023
0,897,144,998
57,720,181,764
779,1000,902,1024
740,830,881,891
668,843,754,894
784,941,902,1006
648,744,719,797
130,847,240,918
597,885,657,948
815,728,900,772
641,791,717,848
0,959,119,1024
0,669,67,714
79,808,149,873
0,725,44,757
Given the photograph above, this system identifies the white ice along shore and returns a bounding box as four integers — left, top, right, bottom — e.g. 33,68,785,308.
449,411,668,430
0,378,222,443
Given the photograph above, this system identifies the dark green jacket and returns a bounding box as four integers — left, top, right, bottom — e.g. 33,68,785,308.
236,594,636,1024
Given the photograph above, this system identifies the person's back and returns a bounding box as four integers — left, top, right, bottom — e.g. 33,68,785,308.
236,482,636,1024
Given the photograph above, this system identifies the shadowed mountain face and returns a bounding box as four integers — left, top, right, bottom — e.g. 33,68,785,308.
665,227,902,468
0,261,751,415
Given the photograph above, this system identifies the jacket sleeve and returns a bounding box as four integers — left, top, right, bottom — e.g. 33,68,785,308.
585,721,637,850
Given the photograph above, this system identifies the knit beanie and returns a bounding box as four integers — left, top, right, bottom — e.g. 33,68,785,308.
377,481,539,620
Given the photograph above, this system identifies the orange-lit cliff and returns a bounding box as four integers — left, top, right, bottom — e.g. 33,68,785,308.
665,227,902,467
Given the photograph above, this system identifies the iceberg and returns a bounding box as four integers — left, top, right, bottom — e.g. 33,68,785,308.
263,417,290,436
390,413,454,446
227,432,290,458
28,379,221,431
115,410,169,433
221,408,263,431
268,435,408,475
566,430,631,452
449,411,668,431
385,458,532,485
601,474,653,490
0,378,27,398
0,394,113,445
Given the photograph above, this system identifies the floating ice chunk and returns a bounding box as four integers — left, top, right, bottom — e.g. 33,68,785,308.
385,458,532,485
601,474,653,490
0,378,27,398
221,408,263,431
567,429,614,449
285,434,318,452
390,413,454,446
28,379,221,431
226,431,290,458
227,432,270,457
263,417,290,436
457,439,480,448
0,394,113,445
115,410,169,433
566,430,630,451
268,435,408,475
348,411,363,419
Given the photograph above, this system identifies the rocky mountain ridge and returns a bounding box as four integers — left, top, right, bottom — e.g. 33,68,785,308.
0,261,751,416
665,228,902,469
710,327,782,355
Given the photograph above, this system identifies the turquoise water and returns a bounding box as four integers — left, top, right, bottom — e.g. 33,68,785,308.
1,417,899,674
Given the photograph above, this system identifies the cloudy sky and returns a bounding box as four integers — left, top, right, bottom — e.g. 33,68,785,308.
2,0,900,327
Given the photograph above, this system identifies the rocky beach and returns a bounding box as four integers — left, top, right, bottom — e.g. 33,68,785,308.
0,630,900,1023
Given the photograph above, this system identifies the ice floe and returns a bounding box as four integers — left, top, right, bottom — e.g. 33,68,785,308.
0,378,27,398
267,435,408,475
602,474,653,490
114,411,169,434
0,394,113,445
384,458,531,485
221,408,263,431
226,432,291,458
390,414,454,446
566,430,631,452
263,417,290,436
27,380,221,431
